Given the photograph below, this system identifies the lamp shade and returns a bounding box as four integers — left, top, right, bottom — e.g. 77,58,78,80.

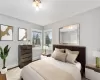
93,51,100,57
43,46,48,50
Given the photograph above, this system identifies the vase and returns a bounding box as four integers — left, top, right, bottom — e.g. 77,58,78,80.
96,57,100,68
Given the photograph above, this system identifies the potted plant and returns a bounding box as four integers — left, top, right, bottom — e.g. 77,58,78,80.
0,45,10,74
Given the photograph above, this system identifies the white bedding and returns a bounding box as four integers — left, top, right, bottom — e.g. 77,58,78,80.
21,57,81,80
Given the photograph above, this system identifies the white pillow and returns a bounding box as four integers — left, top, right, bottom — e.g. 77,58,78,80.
65,49,79,64
55,48,64,52
52,48,64,58
52,51,67,62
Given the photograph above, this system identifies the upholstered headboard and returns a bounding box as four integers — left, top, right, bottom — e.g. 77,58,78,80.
53,44,86,77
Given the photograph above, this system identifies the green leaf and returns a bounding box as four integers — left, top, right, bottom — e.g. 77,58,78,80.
0,45,10,60
1,51,4,59
4,45,10,58
0,47,4,59
4,45,8,53
0,47,3,53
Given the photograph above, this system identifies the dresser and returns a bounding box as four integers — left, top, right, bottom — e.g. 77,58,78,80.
18,45,32,68
85,64,100,80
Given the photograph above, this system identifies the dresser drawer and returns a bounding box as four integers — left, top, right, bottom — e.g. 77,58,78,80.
85,68,94,80
93,71,100,80
19,60,32,68
21,57,32,63
21,54,32,59
20,45,32,50
21,50,32,55
85,68,100,80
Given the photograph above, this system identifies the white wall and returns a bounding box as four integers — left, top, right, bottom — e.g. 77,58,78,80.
44,7,100,64
0,14,43,69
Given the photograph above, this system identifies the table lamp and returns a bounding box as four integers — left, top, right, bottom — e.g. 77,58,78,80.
93,51,100,68
43,45,48,55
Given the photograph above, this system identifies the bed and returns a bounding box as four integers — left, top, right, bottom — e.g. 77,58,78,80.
21,44,86,80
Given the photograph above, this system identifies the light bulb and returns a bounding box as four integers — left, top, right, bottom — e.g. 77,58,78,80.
39,4,42,8
33,2,36,7
36,7,39,11
33,0,41,11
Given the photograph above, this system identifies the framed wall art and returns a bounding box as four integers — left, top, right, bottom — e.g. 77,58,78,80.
0,24,13,41
18,28,27,41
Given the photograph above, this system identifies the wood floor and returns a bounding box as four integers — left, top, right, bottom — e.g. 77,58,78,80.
6,67,21,80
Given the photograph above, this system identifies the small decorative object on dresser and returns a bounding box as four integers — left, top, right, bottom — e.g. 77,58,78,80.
0,45,11,74
43,45,49,55
93,51,100,68
18,45,32,68
0,72,6,80
85,64,100,80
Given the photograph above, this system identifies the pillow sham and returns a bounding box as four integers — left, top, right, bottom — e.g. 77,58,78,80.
52,50,67,62
55,48,64,52
65,49,79,64
52,48,65,58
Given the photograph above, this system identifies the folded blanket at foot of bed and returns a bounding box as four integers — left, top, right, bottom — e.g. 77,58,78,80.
28,60,75,80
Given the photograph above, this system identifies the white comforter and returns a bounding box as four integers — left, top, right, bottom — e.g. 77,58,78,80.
21,57,81,80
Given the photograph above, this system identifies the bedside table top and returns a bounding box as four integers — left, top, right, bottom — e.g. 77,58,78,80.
42,54,51,57
86,64,100,73
0,73,6,80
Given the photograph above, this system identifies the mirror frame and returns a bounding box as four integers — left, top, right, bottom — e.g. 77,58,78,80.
59,24,80,45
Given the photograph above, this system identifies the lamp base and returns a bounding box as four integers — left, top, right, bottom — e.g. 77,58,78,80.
96,57,100,68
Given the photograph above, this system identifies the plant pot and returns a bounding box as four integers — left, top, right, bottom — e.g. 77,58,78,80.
1,67,7,74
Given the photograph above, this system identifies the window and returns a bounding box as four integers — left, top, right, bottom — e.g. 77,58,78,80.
32,29,42,48
44,30,52,47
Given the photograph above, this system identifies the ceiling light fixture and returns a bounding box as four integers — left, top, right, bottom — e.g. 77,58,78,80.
33,0,42,11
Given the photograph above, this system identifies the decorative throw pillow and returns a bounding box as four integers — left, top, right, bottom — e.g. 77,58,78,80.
55,48,64,52
52,48,65,58
52,51,67,62
65,49,79,64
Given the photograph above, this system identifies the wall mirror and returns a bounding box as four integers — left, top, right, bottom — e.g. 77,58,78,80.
59,24,80,45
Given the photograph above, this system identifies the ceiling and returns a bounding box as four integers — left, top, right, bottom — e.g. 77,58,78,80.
0,0,100,26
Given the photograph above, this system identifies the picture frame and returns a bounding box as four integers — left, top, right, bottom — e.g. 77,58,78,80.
0,24,13,41
18,28,27,41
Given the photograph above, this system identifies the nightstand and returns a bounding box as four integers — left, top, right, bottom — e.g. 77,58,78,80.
42,54,51,57
85,64,100,80
0,72,6,80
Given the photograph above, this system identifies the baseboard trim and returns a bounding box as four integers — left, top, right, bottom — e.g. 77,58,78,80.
8,66,18,70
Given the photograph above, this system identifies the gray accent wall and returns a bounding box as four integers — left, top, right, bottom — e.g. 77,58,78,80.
0,14,43,69
44,7,100,64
